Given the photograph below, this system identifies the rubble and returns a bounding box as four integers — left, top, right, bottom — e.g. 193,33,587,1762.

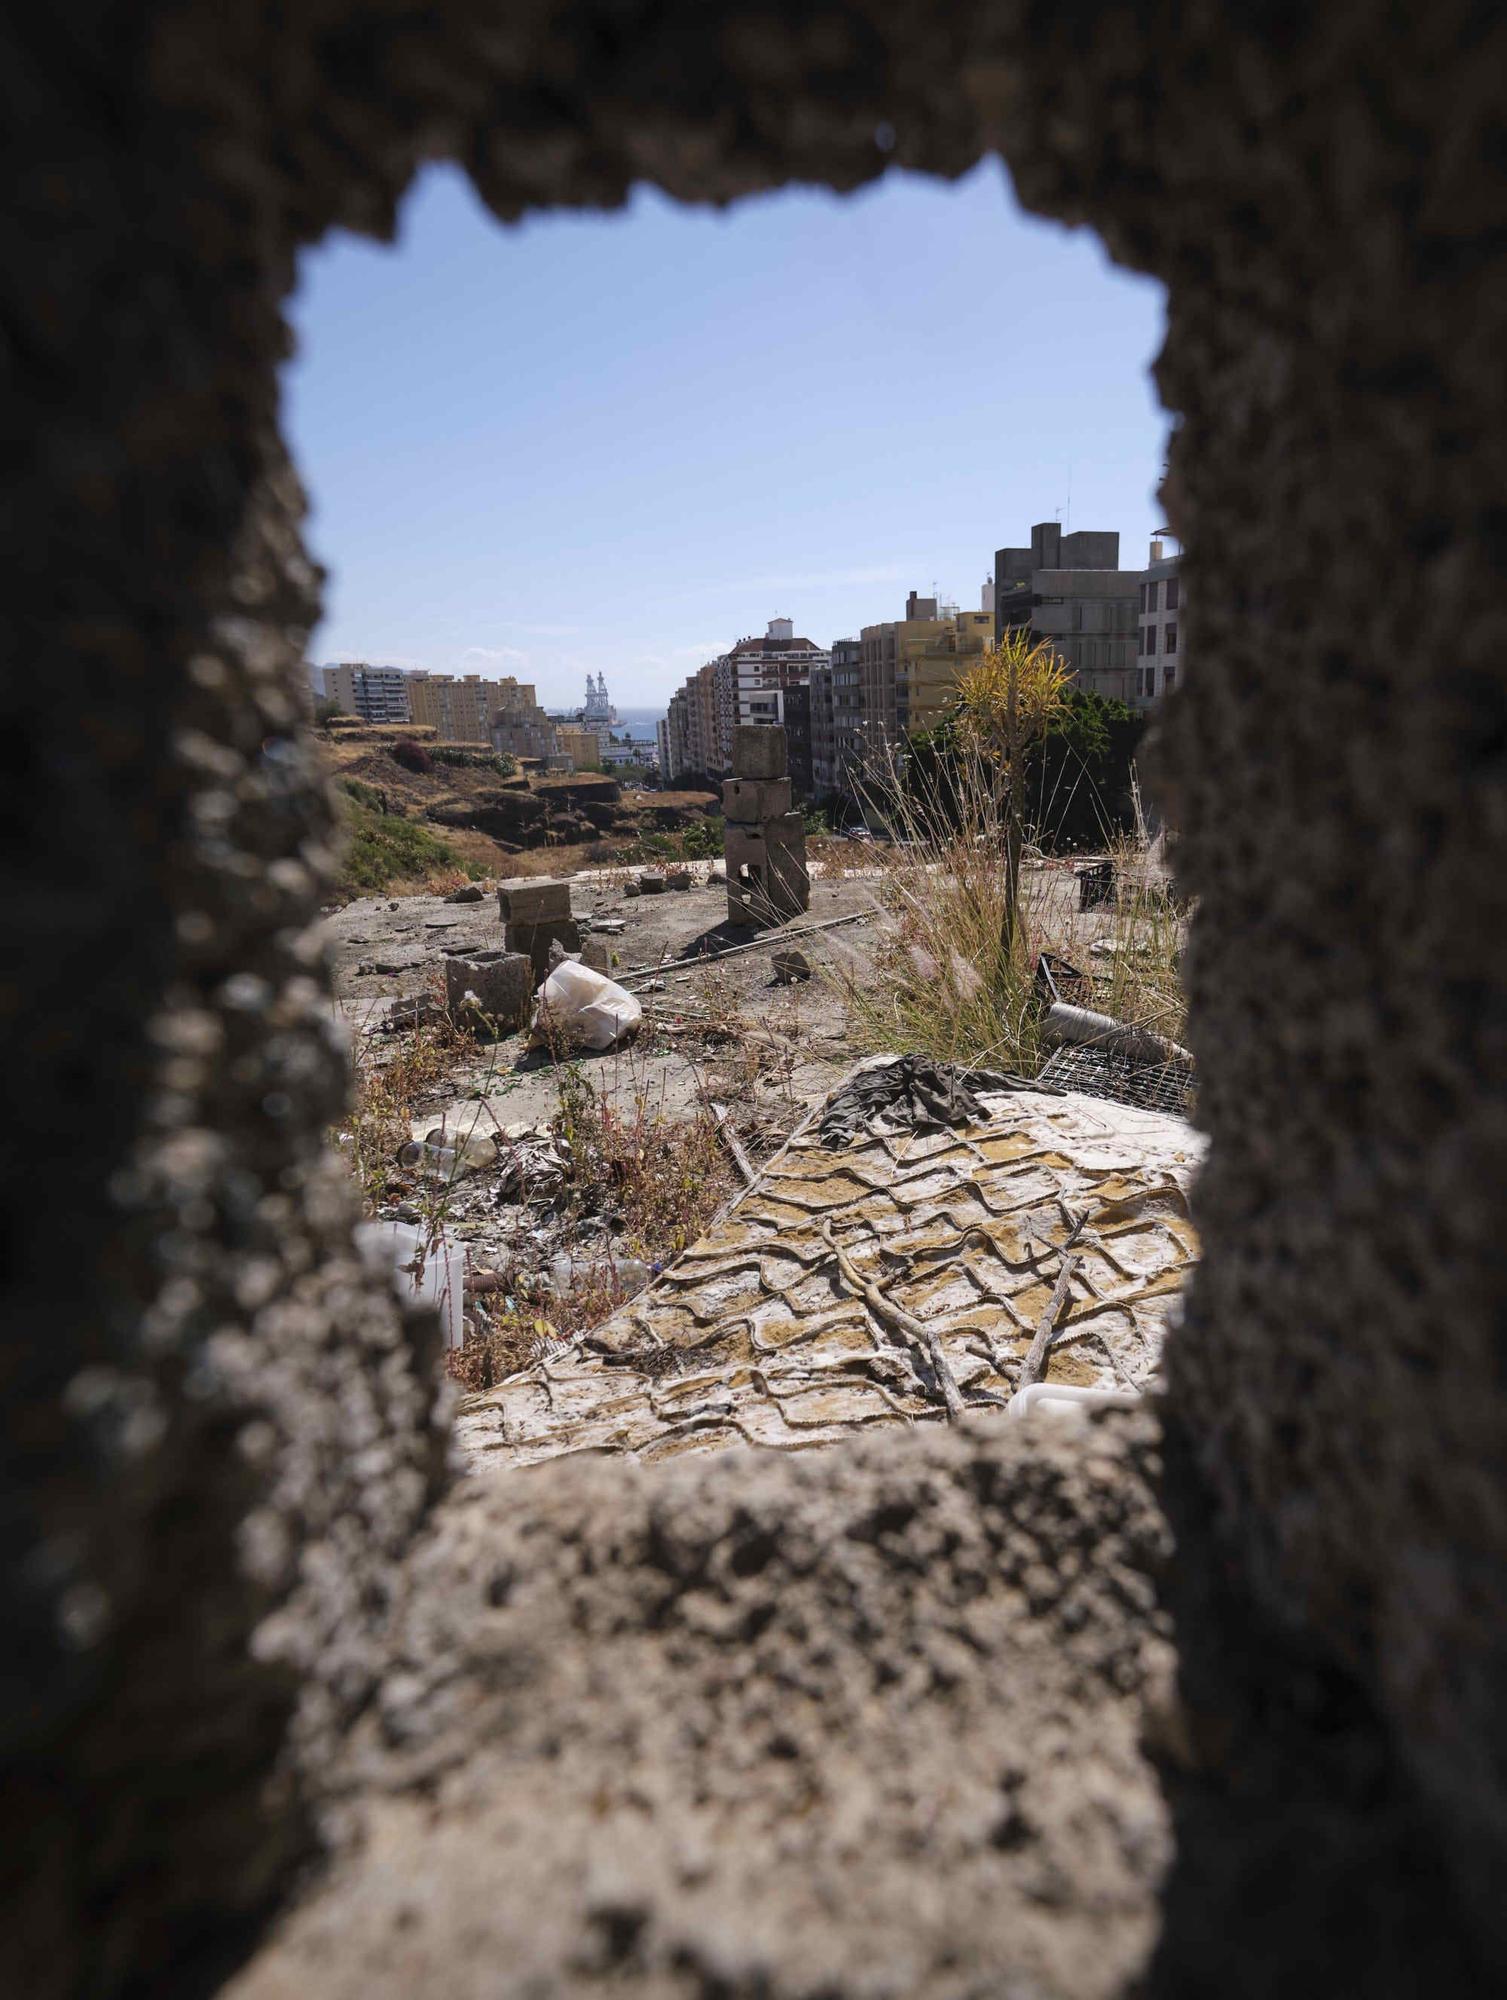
457,1066,1203,1470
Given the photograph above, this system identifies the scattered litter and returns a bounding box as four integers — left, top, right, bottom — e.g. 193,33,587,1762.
818,1056,1009,1148
1040,999,1192,1071
398,1125,497,1179
496,1130,569,1202
531,959,643,1051
364,993,443,1035
1034,950,1093,1007
355,1219,464,1350
1077,859,1116,910
1037,1043,1195,1119
1007,1383,1141,1423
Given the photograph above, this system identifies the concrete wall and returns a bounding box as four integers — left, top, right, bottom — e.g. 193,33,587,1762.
5,0,1506,1989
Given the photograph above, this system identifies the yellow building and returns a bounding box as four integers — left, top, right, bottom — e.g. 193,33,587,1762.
557,726,602,771
407,672,554,747
899,610,994,732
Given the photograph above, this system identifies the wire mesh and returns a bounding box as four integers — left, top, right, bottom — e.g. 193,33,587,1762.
1037,1043,1196,1119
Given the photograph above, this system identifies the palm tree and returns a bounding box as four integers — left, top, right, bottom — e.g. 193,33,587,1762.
955,632,1070,956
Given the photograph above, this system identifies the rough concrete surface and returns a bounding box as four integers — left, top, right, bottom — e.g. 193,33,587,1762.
228,1417,1477,1999
6,0,1507,1992
458,1083,1202,1469
227,1417,1179,2000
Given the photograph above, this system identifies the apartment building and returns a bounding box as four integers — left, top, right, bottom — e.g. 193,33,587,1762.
745,682,814,799
994,522,1140,704
857,591,954,767
321,662,412,723
1135,537,1184,705
685,661,722,782
727,619,830,730
659,690,691,785
556,726,602,771
899,608,994,734
829,637,863,791
662,618,825,783
809,660,835,796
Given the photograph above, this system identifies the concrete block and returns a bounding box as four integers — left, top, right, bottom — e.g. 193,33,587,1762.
725,817,809,928
722,776,792,822
733,724,788,780
762,811,807,847
639,871,667,894
505,917,582,984
445,951,532,1034
497,877,572,924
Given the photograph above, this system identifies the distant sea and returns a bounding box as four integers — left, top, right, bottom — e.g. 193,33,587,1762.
611,705,666,739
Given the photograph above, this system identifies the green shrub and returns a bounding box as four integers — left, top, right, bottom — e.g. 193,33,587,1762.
335,790,466,896
431,746,518,776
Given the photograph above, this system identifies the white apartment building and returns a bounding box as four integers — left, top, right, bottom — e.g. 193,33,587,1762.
321,662,412,723
728,618,830,730
1135,537,1184,705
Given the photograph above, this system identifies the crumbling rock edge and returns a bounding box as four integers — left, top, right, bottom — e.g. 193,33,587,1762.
228,1411,1477,1999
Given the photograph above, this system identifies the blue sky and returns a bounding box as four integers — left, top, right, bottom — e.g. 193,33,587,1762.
285,160,1166,709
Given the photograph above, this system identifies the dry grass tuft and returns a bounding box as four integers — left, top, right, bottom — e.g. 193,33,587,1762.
834,745,1188,1075
333,997,468,1213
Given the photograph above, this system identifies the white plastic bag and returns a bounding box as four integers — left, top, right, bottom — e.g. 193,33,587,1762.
532,958,642,1051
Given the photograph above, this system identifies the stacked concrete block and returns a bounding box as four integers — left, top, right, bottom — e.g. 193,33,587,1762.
724,727,810,928
444,951,533,1035
497,877,581,985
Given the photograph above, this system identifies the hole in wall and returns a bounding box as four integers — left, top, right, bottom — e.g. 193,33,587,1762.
284,157,1169,728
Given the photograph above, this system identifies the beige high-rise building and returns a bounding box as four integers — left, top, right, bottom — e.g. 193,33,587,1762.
321,662,412,723
857,591,956,770
900,609,994,733
404,671,556,751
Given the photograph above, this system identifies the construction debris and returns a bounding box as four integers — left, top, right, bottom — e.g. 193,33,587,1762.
817,1055,1005,1148
456,1067,1203,1471
531,959,642,1051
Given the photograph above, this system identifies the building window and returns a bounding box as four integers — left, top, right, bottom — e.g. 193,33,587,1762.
1163,664,1177,692
1166,576,1180,610
1138,582,1147,613
1147,625,1158,654
1146,580,1159,612
1165,620,1178,653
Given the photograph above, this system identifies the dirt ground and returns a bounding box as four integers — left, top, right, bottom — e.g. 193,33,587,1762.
326,865,885,1135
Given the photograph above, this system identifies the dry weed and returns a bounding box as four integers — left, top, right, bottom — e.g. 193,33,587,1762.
835,743,1188,1075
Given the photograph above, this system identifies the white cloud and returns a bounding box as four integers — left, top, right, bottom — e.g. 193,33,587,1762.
460,644,531,668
